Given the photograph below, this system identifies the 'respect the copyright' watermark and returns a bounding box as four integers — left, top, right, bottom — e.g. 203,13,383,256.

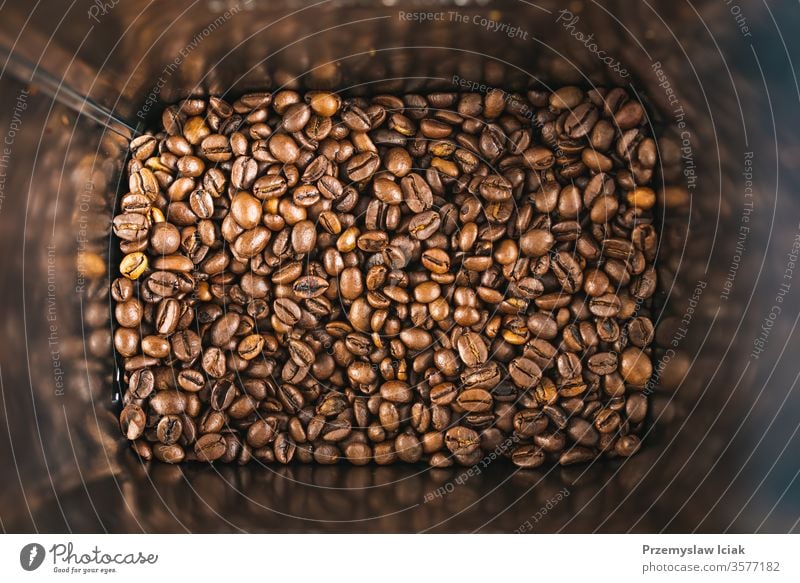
398,11,530,40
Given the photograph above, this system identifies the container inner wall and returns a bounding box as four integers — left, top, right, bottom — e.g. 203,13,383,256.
0,0,798,532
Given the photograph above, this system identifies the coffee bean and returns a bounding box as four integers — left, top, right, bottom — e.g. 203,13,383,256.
511,445,546,468
520,229,555,257
509,356,542,389
156,415,183,445
408,210,441,240
587,351,618,375
620,348,652,387
114,88,661,468
346,151,380,182
153,443,185,464
194,433,227,462
456,388,493,413
456,331,488,367
567,418,599,447
128,369,155,399
293,276,329,298
177,369,204,393
380,381,413,403
119,404,146,440
120,252,148,280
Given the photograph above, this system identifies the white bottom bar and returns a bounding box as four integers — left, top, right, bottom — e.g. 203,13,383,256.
0,534,797,581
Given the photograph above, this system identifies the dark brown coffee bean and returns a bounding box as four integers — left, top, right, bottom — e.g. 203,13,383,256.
520,229,555,257
128,369,155,399
479,175,512,201
120,404,146,440
456,332,488,367
194,433,227,462
156,415,183,445
620,348,652,387
346,151,380,182
511,445,546,468
150,391,186,416
171,329,201,362
408,210,441,240
456,388,493,413
444,426,480,456
177,369,205,393
153,443,185,464
509,356,542,389
293,276,329,298
202,347,227,378
587,352,618,375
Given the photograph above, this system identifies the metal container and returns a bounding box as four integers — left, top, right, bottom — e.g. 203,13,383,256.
0,0,798,532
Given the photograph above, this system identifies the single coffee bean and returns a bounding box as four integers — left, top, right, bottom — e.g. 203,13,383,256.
456,388,493,413
511,445,546,468
408,211,441,240
195,433,227,462
156,415,183,445
444,426,481,456
119,404,146,440
456,331,488,367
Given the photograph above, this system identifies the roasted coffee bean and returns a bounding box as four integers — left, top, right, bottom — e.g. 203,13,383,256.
114,88,661,467
408,210,441,240
627,317,655,347
293,276,329,298
620,348,653,387
444,426,480,456
153,443,185,464
587,352,618,375
194,433,227,462
171,329,200,362
509,356,542,389
156,415,183,445
401,173,433,213
177,369,204,393
128,368,155,399
511,445,546,468
119,404,146,440
150,391,186,416
456,388,493,413
456,332,488,367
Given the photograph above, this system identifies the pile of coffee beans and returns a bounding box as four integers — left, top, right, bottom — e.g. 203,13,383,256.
113,86,658,467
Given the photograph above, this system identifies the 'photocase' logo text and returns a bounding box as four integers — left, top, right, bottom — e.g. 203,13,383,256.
20,543,46,571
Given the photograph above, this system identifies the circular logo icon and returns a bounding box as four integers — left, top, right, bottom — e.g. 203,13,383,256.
19,543,46,571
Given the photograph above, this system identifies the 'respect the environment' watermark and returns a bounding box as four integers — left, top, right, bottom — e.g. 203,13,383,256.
46,242,65,397
720,152,755,301
137,4,245,121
